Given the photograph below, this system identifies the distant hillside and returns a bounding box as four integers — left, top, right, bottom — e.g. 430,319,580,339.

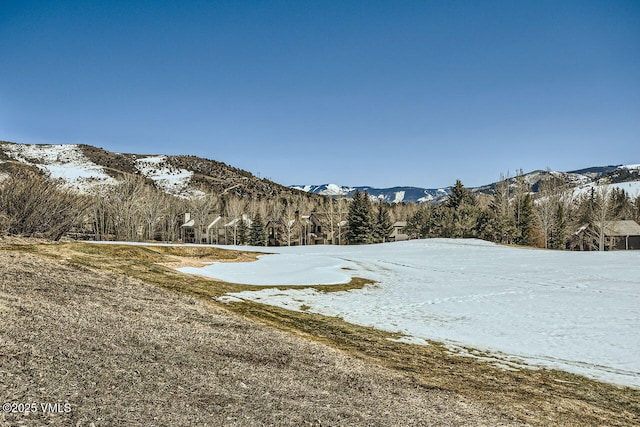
293,165,640,204
2,140,638,203
470,166,640,196
0,141,311,200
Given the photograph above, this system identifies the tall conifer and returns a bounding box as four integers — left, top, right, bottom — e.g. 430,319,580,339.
373,202,393,242
237,217,248,245
249,213,266,246
346,190,373,244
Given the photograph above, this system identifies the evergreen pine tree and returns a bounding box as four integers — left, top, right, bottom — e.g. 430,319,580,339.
373,202,393,242
574,189,597,250
443,180,479,238
514,193,533,245
475,209,496,241
611,188,630,218
446,180,477,209
511,173,533,246
430,205,455,238
249,213,266,246
454,203,481,238
405,207,432,239
577,188,596,226
549,204,566,249
346,190,373,244
237,217,248,245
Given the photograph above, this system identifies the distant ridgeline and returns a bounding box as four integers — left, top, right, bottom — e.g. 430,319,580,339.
1,140,639,250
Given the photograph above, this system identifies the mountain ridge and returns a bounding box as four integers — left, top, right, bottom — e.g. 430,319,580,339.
1,140,639,203
0,141,311,200
292,165,640,203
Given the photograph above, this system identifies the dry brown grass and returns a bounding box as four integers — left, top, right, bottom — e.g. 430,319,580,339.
1,249,515,426
1,241,639,426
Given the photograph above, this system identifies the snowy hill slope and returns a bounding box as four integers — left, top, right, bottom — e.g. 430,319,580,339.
0,141,310,199
0,143,118,192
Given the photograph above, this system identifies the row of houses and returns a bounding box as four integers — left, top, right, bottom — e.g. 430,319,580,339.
181,212,409,246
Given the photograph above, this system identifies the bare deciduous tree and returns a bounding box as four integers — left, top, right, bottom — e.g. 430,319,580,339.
534,174,566,249
593,181,614,251
187,191,219,243
225,196,246,245
139,187,169,241
0,169,89,240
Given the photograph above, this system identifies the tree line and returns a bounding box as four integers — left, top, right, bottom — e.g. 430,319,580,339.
1,168,638,250
403,175,640,251
0,169,407,244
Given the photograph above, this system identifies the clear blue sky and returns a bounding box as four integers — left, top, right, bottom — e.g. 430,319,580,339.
1,1,639,188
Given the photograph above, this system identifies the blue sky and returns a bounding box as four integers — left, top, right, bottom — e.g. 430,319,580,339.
1,1,639,188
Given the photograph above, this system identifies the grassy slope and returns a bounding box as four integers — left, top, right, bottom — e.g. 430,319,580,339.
2,241,639,426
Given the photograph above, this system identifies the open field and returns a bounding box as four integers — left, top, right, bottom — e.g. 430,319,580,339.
1,240,639,426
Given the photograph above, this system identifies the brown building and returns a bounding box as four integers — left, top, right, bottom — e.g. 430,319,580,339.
571,220,640,250
603,220,640,250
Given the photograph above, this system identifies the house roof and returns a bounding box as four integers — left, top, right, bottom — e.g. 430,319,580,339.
224,214,253,228
206,216,223,229
574,224,589,236
181,212,222,228
604,220,640,237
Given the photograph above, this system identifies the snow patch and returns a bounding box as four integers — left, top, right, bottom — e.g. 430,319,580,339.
216,295,245,304
291,185,312,192
572,180,640,198
134,155,195,198
620,164,640,170
393,191,405,203
319,184,353,196
0,143,116,192
387,336,430,346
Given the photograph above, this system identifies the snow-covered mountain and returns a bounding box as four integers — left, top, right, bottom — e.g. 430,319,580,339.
290,184,451,204
294,165,640,203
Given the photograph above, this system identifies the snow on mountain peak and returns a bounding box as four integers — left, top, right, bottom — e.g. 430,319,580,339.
290,184,313,192
321,184,353,196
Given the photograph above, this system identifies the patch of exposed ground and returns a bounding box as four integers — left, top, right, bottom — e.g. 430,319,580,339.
0,251,518,426
158,252,260,269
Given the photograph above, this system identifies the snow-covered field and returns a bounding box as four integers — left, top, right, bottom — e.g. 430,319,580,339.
179,239,640,388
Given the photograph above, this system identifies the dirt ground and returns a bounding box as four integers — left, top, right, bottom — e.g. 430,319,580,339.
0,251,522,426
